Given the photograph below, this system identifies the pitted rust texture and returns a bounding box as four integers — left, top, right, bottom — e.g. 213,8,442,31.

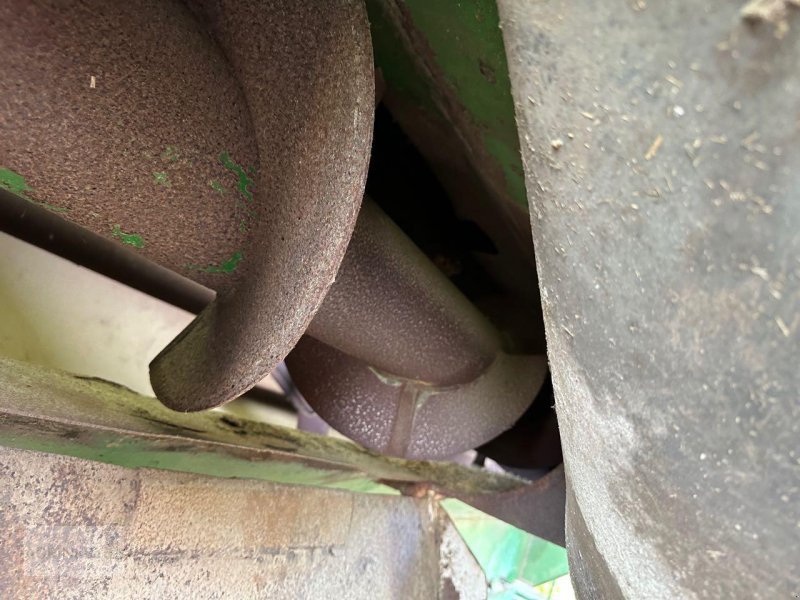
0,0,257,292
287,336,546,459
0,0,374,413
150,0,374,411
307,200,501,386
0,184,547,460
290,200,548,460
0,1,541,458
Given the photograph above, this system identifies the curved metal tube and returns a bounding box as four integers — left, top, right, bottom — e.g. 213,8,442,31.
287,336,547,459
1,0,538,457
0,0,374,413
289,200,548,459
307,200,501,386
147,0,375,410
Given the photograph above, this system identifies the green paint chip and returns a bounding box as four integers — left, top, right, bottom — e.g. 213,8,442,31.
161,146,180,162
0,167,32,199
111,225,145,249
152,171,171,187
186,251,244,274
210,180,227,195
0,167,69,213
219,152,254,202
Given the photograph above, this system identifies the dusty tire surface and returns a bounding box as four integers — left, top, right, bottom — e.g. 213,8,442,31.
499,1,800,597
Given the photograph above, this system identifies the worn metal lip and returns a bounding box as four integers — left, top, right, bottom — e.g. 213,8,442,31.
148,0,376,412
287,335,548,461
0,356,564,543
0,357,527,495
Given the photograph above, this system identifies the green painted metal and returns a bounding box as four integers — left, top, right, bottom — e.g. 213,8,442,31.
444,498,569,591
186,250,244,274
0,167,33,199
1,427,396,494
366,0,437,112
0,358,525,499
0,167,69,213
364,0,527,208
111,224,145,248
219,151,255,203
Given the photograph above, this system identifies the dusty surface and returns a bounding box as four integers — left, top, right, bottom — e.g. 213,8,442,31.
0,357,525,497
499,0,800,597
0,446,485,599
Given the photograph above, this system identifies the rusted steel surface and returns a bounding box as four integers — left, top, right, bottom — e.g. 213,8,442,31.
1,189,548,461
0,0,257,284
287,336,546,460
0,446,486,599
0,187,215,316
150,0,374,412
292,200,548,459
307,200,502,386
0,1,545,463
0,0,375,413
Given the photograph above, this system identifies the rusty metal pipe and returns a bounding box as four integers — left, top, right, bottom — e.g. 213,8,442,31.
148,0,375,411
0,0,545,459
307,200,501,387
289,200,548,459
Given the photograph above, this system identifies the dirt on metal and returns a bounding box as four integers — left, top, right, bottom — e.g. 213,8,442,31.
0,446,486,599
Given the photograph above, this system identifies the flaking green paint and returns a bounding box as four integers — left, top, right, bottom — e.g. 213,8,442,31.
161,145,180,162
0,167,69,213
219,151,254,202
0,167,33,198
111,225,145,248
0,428,399,494
187,250,243,274
152,171,171,187
0,359,525,497
210,180,227,195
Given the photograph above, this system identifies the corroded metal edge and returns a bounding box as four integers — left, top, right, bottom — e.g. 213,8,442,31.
150,0,375,411
0,358,524,497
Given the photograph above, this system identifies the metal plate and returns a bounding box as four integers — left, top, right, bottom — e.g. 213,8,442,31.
0,0,375,412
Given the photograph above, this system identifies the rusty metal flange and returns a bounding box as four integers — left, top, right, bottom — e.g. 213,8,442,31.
149,0,374,411
0,0,375,412
287,335,547,459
